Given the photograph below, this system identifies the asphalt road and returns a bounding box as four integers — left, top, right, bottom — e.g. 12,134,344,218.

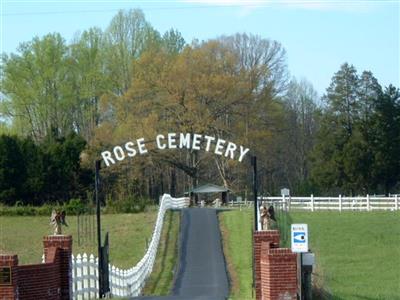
133,208,229,300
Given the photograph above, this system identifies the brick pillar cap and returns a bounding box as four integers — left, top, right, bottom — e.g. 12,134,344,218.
0,253,17,257
254,229,279,235
43,235,72,241
268,248,297,255
0,254,18,266
43,235,72,250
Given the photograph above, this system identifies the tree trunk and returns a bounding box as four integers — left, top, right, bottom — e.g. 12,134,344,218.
170,167,177,197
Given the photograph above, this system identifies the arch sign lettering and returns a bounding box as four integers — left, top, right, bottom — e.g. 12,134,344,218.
101,132,250,167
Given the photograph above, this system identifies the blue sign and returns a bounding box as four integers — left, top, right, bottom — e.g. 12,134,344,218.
291,224,308,253
293,232,306,243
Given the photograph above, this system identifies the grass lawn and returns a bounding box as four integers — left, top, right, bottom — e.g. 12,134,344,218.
142,210,180,296
0,210,158,268
219,209,255,300
290,211,400,300
219,209,400,300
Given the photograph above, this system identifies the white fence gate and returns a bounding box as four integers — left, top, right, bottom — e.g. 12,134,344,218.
68,194,189,299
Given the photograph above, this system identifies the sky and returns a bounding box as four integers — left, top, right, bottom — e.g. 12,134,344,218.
0,0,399,96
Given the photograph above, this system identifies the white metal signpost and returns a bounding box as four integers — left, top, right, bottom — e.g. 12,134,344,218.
281,188,290,196
291,224,308,253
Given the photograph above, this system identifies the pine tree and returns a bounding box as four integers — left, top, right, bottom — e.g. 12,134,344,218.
370,85,400,194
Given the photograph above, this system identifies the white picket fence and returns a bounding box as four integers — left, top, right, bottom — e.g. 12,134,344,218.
259,195,399,212
71,253,98,299
66,194,189,299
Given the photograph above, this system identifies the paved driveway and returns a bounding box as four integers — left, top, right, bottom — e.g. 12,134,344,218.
133,208,229,300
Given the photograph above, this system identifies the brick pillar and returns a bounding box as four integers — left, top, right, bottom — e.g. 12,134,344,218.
0,254,18,300
253,230,280,300
43,235,72,300
260,246,297,300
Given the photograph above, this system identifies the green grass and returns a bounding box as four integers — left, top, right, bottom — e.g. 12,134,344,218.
219,209,400,300
219,209,255,300
142,210,180,296
0,210,158,268
289,211,400,300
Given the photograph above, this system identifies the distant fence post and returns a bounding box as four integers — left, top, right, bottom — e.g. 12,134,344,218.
311,194,314,212
339,194,342,212
367,194,370,211
395,195,398,211
282,194,286,211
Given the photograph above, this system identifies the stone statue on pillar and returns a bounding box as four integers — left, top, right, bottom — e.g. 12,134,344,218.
259,205,277,230
50,210,68,235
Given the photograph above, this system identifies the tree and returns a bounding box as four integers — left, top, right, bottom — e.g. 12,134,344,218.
311,63,361,194
281,78,320,193
353,71,382,191
324,63,360,137
311,63,399,195
358,71,382,123
104,9,161,94
19,137,45,204
0,135,27,204
40,132,89,202
218,33,289,96
94,36,289,197
69,27,108,142
214,33,290,193
161,29,186,54
104,40,251,190
370,85,400,194
1,33,73,141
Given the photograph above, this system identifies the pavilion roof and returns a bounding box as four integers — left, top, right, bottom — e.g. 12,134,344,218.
190,183,229,194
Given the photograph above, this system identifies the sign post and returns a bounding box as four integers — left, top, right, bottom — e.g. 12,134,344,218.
281,188,290,196
251,156,258,230
291,224,314,300
251,155,258,298
95,160,103,298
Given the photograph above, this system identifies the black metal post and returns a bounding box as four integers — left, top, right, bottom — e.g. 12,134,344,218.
251,156,258,230
95,160,103,298
251,155,258,298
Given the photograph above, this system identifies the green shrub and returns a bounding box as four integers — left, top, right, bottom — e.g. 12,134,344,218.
63,198,87,215
104,194,151,214
35,204,56,216
0,196,151,216
0,204,39,216
0,198,88,216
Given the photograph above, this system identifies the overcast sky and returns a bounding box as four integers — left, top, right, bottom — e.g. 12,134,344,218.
1,0,399,96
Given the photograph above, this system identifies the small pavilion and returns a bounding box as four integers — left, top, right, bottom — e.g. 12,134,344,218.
190,183,230,205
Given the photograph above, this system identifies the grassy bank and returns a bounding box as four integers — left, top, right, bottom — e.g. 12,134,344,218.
219,209,400,300
142,210,180,296
219,209,254,300
0,210,158,268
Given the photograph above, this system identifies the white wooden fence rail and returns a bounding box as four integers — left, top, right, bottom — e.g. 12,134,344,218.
258,195,399,212
255,195,399,231
59,194,189,299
